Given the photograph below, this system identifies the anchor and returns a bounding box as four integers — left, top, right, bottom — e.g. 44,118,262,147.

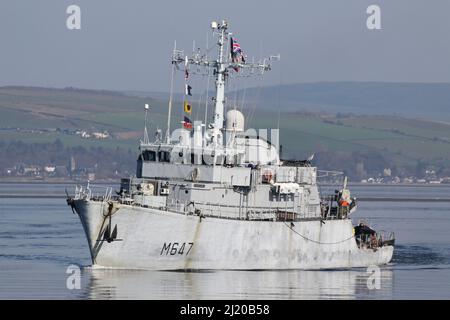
97,202,123,243
102,223,120,243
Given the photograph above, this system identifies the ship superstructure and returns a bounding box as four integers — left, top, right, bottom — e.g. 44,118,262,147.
67,20,394,270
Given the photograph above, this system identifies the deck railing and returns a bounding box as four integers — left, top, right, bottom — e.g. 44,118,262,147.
74,183,113,202
74,184,348,222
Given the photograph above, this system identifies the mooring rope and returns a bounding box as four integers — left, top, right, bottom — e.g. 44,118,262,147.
283,222,355,245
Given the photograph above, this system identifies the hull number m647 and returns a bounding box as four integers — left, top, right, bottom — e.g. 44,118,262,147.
160,242,194,256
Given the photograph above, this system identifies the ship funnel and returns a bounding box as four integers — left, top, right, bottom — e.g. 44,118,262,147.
226,109,245,132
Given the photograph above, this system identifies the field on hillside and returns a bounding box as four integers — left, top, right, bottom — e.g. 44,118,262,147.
0,86,168,149
2,86,450,174
245,112,450,167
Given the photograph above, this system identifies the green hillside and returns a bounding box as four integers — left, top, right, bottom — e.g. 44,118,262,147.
2,86,450,178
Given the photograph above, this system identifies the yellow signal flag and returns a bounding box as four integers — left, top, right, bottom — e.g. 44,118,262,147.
184,100,192,114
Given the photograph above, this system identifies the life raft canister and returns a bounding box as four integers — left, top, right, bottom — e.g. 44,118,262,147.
339,189,351,206
339,200,350,207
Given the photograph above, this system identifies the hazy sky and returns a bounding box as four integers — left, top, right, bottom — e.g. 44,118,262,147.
1,0,450,92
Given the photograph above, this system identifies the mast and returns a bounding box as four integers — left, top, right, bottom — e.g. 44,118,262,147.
166,41,177,144
143,104,150,144
170,20,278,146
204,31,210,128
211,21,228,146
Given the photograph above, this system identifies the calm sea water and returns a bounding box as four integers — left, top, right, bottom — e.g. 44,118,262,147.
1,183,449,299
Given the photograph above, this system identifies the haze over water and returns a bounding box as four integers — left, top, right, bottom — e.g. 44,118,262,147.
1,183,449,299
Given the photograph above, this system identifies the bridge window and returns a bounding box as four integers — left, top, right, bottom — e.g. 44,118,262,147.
142,150,156,161
158,151,170,162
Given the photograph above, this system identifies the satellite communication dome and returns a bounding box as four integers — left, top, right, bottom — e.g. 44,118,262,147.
226,109,245,132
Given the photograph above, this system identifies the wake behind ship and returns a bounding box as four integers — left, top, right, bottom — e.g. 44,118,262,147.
67,20,394,270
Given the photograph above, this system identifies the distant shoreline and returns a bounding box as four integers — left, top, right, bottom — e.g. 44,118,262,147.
0,178,116,185
320,182,450,188
1,178,450,188
1,180,450,202
1,195,450,202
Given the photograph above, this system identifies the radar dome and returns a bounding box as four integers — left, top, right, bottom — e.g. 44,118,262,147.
226,109,245,132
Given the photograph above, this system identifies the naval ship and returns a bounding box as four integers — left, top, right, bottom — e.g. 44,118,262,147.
67,20,395,270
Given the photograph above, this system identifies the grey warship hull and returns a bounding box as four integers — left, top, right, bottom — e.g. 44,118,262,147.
71,197,393,270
